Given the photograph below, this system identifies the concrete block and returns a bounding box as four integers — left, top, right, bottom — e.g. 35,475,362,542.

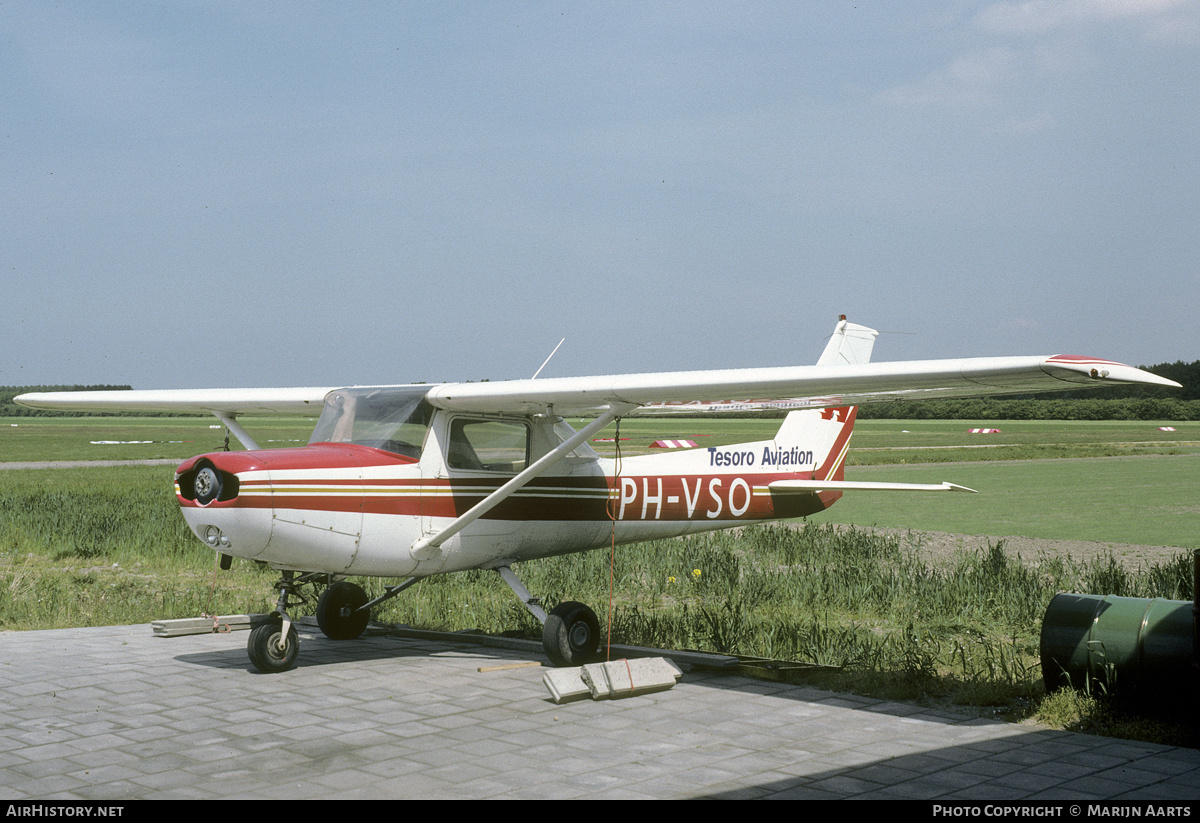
151,614,266,637
542,667,592,704
580,657,683,700
543,657,682,703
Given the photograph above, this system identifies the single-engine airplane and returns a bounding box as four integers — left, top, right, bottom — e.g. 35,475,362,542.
16,318,1180,672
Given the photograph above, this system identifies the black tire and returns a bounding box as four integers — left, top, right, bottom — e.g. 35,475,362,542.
247,619,299,673
542,601,601,667
316,582,370,640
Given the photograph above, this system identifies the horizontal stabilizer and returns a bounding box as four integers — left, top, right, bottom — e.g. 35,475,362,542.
769,479,977,494
816,317,879,366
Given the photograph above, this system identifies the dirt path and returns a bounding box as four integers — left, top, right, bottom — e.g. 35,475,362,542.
0,459,180,470
855,525,1193,571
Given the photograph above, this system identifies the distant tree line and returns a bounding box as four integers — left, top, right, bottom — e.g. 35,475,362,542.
2,361,1195,420
856,396,1200,421
1066,360,1199,401
858,360,1198,420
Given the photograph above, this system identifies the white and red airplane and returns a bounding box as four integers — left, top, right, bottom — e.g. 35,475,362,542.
16,318,1180,672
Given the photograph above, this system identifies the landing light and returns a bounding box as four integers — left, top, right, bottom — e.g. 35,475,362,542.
202,526,230,549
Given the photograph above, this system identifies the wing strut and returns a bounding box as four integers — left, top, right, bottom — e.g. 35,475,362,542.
212,412,261,451
410,402,636,560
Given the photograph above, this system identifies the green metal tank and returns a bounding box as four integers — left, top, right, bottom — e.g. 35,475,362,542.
1040,591,1195,701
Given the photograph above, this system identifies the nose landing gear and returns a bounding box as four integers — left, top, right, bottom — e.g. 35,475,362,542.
247,570,308,673
245,572,424,672
247,619,298,673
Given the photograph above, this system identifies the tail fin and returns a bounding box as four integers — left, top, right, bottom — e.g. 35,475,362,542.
768,320,977,509
773,406,857,482
800,316,873,483
770,404,975,504
817,316,878,366
777,314,874,483
764,405,858,516
772,316,871,507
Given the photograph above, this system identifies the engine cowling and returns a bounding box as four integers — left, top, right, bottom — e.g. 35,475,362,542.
174,444,417,564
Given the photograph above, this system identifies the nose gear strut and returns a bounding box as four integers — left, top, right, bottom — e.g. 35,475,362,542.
245,571,427,673
247,570,310,673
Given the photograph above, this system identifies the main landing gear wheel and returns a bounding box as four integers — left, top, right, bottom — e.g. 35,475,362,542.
316,581,370,640
542,601,602,667
248,619,299,673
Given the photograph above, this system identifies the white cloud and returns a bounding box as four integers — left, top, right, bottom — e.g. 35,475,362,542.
879,46,1022,107
880,0,1198,112
1142,7,1200,43
975,0,1196,36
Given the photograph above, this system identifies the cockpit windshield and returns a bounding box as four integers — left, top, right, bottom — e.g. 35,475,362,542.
309,386,432,460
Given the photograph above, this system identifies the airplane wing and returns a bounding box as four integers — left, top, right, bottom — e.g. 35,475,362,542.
423,354,1180,416
13,387,341,450
15,356,1178,420
13,387,337,416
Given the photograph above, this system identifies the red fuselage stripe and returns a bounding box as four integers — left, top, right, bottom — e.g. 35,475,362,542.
181,471,834,521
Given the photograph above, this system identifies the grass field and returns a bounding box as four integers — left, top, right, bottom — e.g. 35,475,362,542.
2,413,1197,745
6,413,1197,460
847,418,1200,463
0,415,317,462
818,455,1200,549
3,415,1197,548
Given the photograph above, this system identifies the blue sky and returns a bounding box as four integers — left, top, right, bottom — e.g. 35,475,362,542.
4,1,1198,389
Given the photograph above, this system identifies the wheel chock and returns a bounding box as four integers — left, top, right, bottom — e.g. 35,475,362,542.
543,657,682,704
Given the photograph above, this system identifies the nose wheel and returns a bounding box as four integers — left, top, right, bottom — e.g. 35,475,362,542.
247,619,299,673
247,570,307,673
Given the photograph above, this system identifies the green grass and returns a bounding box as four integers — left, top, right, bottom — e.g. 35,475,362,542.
846,419,1200,464
816,454,1200,548
0,415,316,462
2,414,1197,747
0,465,277,630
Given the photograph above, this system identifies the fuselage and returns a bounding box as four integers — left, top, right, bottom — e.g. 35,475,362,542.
174,405,850,578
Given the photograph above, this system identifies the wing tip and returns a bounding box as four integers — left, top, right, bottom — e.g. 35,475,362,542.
1044,355,1182,389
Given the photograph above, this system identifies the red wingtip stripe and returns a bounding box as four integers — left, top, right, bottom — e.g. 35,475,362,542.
1045,355,1125,367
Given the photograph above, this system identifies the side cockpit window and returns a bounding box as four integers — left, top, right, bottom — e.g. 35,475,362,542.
310,387,432,460
447,418,529,473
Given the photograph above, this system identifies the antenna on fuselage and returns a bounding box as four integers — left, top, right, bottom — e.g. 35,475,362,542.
531,338,566,379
